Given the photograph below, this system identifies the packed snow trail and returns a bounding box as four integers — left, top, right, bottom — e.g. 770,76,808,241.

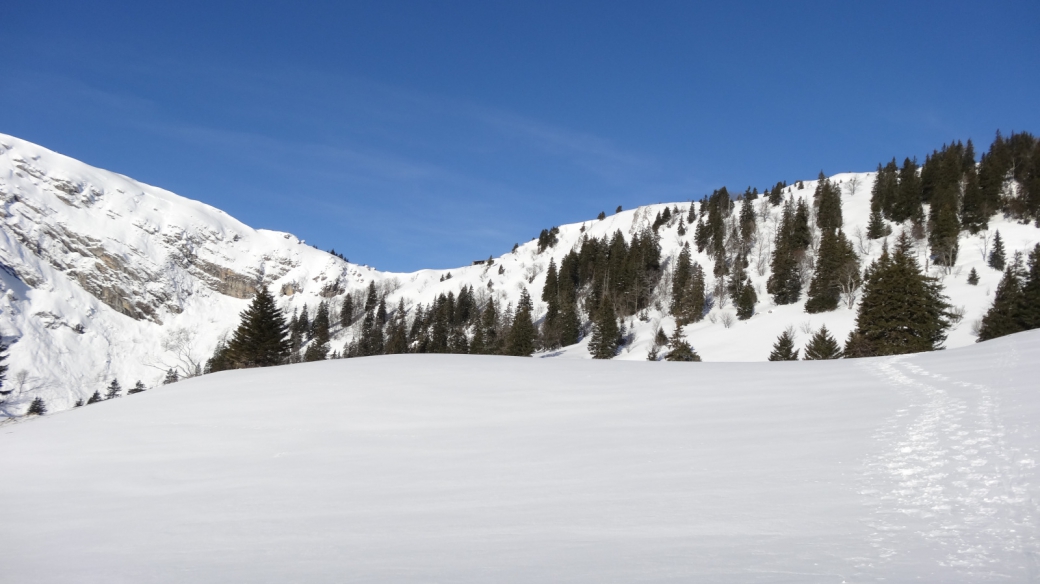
856,342,1040,579
2,331,1040,582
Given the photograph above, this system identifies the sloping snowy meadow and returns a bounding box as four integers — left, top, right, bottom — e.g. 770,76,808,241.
2,330,1039,582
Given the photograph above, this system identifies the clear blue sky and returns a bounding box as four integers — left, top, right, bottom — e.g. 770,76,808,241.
2,1,1038,271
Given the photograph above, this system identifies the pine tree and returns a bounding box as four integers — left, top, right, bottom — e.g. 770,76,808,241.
768,329,799,361
805,229,859,313
227,287,292,368
105,379,121,400
340,294,355,328
850,235,951,356
127,381,146,395
735,277,757,320
588,301,620,359
988,230,1006,270
767,200,803,305
977,252,1026,341
813,172,843,232
665,325,701,361
303,341,329,361
803,326,842,360
295,304,311,341
26,397,46,416
312,301,331,345
1018,244,1040,330
967,268,980,285
866,208,888,240
86,390,103,404
892,157,923,223
163,369,179,385
540,258,561,348
505,288,536,356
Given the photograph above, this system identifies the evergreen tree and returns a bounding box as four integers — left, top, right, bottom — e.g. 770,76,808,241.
892,157,923,223
227,287,292,368
164,369,179,384
86,390,103,404
127,381,146,395
294,304,311,341
205,337,233,374
988,230,1006,270
813,172,843,232
505,288,536,356
540,258,561,348
340,294,355,328
870,159,899,219
303,341,329,361
671,243,693,319
1018,245,1040,331
739,195,757,243
471,298,500,355
312,301,331,345
805,229,859,313
768,329,799,361
588,301,620,359
791,198,812,251
105,379,121,400
977,252,1026,341
735,277,757,320
803,326,842,360
849,235,951,356
384,299,410,354
767,200,803,305
960,162,988,233
26,397,46,416
665,325,701,361
967,268,980,285
866,208,889,240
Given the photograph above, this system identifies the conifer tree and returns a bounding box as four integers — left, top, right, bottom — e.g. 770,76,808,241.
295,304,311,341
977,252,1026,341
105,379,121,400
312,301,331,346
27,397,46,416
384,299,410,354
227,287,292,368
1018,244,1040,331
164,369,179,384
871,159,900,219
588,300,620,359
960,162,987,233
768,329,799,361
735,277,757,320
767,200,803,305
866,208,888,240
664,325,701,361
86,390,103,404
813,172,843,232
540,258,561,348
988,230,1006,270
892,157,924,223
505,288,536,356
967,268,980,285
739,195,757,243
803,326,842,360
128,381,146,395
303,341,329,362
671,244,693,319
805,229,859,313
849,235,951,356
340,294,355,328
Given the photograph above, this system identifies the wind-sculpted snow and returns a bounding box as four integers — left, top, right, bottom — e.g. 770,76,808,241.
1,131,1039,416
2,330,1039,582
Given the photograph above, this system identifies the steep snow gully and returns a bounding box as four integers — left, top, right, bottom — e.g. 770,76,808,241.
2,330,1039,582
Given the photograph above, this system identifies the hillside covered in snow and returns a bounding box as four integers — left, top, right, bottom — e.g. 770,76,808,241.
1,131,1038,415
3,328,1040,582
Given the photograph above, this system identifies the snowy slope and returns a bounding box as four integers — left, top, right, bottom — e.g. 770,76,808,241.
3,329,1039,582
2,132,1039,416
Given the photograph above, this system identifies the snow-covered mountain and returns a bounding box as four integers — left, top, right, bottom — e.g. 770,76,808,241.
1,132,1038,416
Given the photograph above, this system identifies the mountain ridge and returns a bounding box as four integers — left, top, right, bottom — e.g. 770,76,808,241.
1,131,1037,416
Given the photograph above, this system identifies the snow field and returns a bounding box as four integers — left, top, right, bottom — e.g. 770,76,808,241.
2,329,1040,582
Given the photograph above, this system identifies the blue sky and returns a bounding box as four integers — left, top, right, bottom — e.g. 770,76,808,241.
2,1,1038,271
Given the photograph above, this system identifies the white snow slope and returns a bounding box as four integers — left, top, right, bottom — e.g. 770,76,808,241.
1,132,1039,416
2,329,1039,582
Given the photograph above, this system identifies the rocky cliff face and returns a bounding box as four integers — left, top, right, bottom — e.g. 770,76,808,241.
0,133,389,415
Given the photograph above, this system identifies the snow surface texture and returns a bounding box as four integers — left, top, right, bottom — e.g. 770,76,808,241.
2,330,1039,582
1,132,1039,415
